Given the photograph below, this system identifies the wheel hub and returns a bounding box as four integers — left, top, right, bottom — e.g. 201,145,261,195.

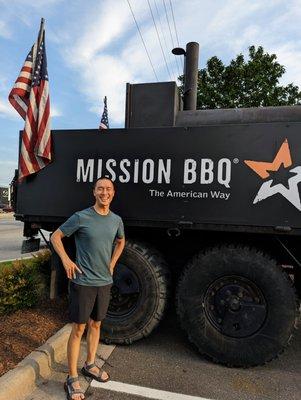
204,275,267,338
107,263,140,318
228,295,240,311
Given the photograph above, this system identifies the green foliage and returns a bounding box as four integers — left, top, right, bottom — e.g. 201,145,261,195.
179,45,301,109
0,251,51,315
0,261,13,272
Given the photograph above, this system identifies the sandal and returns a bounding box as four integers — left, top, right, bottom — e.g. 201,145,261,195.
81,362,110,382
64,376,85,400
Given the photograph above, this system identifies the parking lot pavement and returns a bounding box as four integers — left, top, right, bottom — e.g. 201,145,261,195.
88,310,301,400
0,214,49,261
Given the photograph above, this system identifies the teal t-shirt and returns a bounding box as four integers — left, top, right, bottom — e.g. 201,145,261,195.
59,207,124,286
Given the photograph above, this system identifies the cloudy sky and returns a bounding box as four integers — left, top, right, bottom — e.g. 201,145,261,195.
0,0,300,186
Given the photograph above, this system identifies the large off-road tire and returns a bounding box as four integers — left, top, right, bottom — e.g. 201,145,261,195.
102,240,170,344
176,245,299,367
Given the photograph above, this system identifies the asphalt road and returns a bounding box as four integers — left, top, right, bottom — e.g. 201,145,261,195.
0,213,49,260
88,310,301,400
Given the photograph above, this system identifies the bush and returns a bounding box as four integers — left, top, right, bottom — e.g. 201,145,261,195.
0,251,51,315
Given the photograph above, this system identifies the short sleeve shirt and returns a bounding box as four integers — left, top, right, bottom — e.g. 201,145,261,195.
59,207,124,286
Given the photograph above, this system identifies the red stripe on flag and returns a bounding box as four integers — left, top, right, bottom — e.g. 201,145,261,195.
10,87,30,97
16,76,32,86
36,85,50,150
21,66,32,73
8,98,27,119
21,130,41,172
19,152,30,178
42,133,52,159
25,104,38,144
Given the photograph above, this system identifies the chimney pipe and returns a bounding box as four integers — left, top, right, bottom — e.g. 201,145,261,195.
183,42,199,111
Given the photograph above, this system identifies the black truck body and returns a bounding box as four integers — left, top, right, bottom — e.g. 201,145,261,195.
16,123,301,233
14,81,301,368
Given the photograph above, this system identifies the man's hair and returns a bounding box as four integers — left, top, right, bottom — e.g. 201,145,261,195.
93,176,115,190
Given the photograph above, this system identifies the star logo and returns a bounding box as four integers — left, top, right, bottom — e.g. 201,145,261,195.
244,139,301,211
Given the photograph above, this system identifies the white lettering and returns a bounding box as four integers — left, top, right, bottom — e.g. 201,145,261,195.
184,159,197,184
119,159,131,183
76,159,94,182
218,158,231,188
142,159,155,183
97,159,102,178
134,159,139,183
200,159,214,184
106,159,116,181
158,159,171,184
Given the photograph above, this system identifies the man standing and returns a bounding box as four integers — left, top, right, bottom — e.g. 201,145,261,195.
51,177,125,400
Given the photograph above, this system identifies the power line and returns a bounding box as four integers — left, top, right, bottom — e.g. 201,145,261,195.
162,0,181,79
169,0,183,69
147,0,172,80
126,0,159,82
153,0,177,81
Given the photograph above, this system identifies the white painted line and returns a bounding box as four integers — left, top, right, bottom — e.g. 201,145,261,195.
91,380,213,400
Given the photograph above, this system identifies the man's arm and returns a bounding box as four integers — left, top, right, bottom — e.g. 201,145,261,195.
110,237,125,275
51,229,82,279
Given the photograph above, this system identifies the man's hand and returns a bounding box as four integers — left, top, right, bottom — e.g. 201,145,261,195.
109,237,125,276
51,229,82,280
62,258,82,280
109,261,115,276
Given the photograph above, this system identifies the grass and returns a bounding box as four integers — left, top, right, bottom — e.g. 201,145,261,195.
0,260,13,272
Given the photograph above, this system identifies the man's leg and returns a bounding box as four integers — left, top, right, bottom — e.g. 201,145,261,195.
68,323,86,376
85,319,109,380
67,282,96,399
67,323,86,399
86,318,101,364
84,284,112,380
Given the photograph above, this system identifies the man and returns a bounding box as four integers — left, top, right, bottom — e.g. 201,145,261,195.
51,177,125,400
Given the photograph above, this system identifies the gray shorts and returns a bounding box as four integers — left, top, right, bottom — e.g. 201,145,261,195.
69,282,112,324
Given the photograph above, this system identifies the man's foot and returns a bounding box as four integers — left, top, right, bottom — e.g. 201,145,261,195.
81,362,110,382
64,376,85,400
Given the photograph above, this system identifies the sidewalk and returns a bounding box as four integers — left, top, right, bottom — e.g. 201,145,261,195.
0,324,115,400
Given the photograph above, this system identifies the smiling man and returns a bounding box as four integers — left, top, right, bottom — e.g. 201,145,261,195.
51,177,125,400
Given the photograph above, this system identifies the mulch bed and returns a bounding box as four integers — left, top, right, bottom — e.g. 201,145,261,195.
0,297,69,377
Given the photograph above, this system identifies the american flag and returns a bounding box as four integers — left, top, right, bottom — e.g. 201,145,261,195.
99,96,109,129
8,20,51,180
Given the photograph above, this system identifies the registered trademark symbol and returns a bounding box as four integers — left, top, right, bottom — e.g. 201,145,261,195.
233,158,239,164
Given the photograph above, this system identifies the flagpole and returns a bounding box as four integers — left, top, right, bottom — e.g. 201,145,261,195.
38,17,45,45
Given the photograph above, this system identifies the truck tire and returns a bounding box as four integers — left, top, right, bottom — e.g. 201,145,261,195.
102,240,170,344
176,245,299,367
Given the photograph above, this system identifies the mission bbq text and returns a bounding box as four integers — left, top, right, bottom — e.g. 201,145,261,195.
76,157,232,187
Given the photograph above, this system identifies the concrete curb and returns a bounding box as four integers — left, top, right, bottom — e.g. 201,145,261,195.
0,249,48,264
0,212,13,219
0,323,72,400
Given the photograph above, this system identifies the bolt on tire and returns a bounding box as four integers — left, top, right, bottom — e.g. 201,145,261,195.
102,240,170,344
176,245,299,367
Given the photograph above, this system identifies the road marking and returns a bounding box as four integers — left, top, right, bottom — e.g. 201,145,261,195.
91,380,213,400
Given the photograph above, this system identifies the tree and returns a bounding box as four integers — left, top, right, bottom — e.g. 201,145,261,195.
179,46,301,109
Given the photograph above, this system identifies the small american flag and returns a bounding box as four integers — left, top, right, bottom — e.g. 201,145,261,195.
99,96,109,129
8,19,51,180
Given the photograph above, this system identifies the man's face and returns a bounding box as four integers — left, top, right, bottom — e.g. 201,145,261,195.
93,179,115,207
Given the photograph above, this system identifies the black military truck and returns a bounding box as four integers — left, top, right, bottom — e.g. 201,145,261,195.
14,43,300,367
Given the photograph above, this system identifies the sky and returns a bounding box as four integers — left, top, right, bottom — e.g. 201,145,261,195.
0,0,301,186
